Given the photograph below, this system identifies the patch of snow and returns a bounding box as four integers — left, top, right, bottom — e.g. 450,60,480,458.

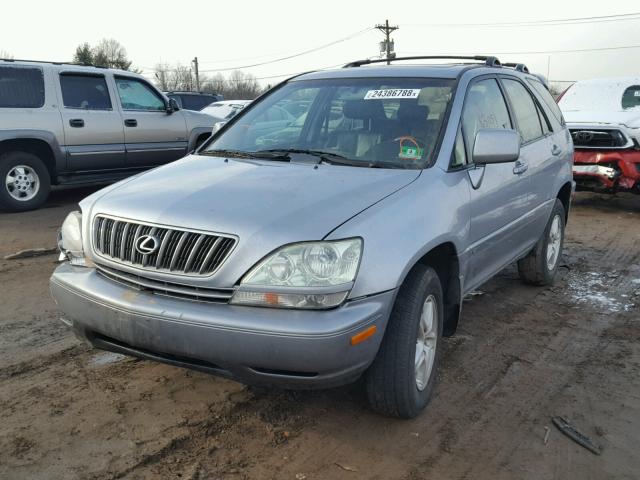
89,351,126,367
567,271,634,313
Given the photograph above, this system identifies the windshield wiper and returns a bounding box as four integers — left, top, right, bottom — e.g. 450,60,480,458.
199,149,291,160
255,149,376,168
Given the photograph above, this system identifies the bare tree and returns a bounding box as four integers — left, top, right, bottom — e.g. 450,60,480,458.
154,63,171,90
152,65,262,98
200,73,226,95
224,70,261,99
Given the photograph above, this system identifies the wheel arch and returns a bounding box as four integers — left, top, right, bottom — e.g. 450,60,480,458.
403,241,462,337
0,134,63,183
556,181,572,224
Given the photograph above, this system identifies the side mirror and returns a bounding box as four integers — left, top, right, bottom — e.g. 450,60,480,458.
472,129,520,164
167,98,180,114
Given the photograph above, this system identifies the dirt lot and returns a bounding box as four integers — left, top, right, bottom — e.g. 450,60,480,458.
1,187,639,480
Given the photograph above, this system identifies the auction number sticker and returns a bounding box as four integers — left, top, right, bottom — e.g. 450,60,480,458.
364,89,421,100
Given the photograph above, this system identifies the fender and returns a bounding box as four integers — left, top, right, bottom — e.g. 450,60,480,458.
187,127,213,153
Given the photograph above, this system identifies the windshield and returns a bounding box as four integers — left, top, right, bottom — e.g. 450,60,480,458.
203,77,455,169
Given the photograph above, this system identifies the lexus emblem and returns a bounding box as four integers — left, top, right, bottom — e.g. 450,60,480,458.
134,234,160,255
574,131,594,143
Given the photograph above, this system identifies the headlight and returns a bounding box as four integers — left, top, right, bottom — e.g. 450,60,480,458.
57,211,86,266
230,238,362,309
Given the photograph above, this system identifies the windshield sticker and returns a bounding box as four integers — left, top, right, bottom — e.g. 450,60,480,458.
364,89,421,100
397,136,424,160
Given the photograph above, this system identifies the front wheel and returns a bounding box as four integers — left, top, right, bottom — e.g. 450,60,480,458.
518,199,566,286
365,264,443,418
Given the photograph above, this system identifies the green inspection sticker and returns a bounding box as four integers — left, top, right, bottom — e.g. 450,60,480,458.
399,145,424,160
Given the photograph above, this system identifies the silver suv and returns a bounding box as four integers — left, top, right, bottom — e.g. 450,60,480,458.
0,60,216,211
51,56,574,418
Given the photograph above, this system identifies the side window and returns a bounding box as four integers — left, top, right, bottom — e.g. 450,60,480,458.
461,78,512,156
451,127,467,168
115,77,165,111
60,74,112,110
0,66,45,108
527,78,564,126
502,79,543,143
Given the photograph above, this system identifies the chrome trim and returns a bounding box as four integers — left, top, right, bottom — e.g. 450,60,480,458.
95,264,234,303
92,214,238,277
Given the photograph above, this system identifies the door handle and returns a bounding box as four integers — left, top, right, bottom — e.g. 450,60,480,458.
69,119,84,128
124,119,137,127
513,160,528,175
551,145,562,156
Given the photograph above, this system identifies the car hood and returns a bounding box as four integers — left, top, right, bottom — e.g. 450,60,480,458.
181,109,217,128
563,109,640,129
82,154,419,286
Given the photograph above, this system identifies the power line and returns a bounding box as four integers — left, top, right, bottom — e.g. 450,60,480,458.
196,28,373,73
403,11,640,28
397,44,640,57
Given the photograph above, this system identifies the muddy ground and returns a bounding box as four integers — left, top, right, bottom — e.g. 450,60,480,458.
1,188,638,480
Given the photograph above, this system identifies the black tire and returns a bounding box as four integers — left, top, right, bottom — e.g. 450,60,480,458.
517,199,566,286
365,264,444,418
0,151,51,212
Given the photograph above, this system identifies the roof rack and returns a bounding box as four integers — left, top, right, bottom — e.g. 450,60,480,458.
0,58,110,69
343,55,501,68
502,63,530,73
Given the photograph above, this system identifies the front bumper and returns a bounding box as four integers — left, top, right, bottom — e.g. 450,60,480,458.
50,263,394,389
573,149,640,192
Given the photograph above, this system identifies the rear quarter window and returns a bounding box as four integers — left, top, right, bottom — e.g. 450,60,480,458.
0,66,45,108
526,78,564,126
621,85,640,110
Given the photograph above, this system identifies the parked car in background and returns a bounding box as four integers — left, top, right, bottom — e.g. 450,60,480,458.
201,100,252,121
0,60,216,211
558,77,640,194
52,55,573,418
165,91,223,111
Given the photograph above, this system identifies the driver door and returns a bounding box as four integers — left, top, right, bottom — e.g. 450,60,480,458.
113,76,188,167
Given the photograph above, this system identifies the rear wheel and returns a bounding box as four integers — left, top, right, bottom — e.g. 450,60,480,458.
365,264,443,418
518,199,565,286
0,151,51,212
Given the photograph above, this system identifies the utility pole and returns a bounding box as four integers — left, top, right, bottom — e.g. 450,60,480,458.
375,19,399,64
192,57,199,91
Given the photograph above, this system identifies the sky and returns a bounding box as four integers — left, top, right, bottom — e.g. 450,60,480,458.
2,0,640,87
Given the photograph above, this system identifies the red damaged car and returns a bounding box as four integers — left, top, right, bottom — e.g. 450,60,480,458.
559,78,640,193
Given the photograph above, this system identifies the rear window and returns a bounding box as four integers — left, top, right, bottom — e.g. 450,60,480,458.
621,85,640,110
0,66,45,108
181,94,215,110
60,74,112,110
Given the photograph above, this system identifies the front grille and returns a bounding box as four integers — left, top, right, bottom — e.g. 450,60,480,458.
96,264,234,303
93,215,237,276
570,129,628,148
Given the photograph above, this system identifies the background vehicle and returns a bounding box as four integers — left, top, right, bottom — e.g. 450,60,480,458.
201,100,252,121
165,91,223,111
559,77,640,194
52,56,573,418
0,60,216,211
